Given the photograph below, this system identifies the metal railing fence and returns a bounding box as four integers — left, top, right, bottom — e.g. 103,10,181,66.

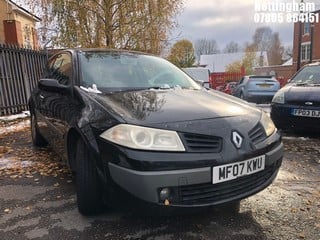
0,44,47,116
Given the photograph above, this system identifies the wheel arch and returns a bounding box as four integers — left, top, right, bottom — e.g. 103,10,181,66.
65,125,101,172
66,128,81,172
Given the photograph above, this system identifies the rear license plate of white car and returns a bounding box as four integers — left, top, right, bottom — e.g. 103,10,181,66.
212,155,265,184
291,108,320,118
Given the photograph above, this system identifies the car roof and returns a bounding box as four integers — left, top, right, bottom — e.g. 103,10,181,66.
57,48,152,56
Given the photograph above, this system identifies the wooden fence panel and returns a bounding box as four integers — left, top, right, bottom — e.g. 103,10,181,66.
0,44,47,116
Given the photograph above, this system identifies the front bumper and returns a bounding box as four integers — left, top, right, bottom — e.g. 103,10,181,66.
246,92,276,103
108,139,283,207
271,103,320,132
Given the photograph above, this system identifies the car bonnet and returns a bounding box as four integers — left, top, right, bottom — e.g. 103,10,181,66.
91,88,261,126
283,85,320,102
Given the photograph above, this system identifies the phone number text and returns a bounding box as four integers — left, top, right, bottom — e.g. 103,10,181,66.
254,12,319,23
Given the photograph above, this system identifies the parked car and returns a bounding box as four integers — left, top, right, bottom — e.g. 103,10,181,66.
223,81,238,95
271,62,320,132
233,76,280,103
29,49,283,215
182,67,211,88
216,84,225,91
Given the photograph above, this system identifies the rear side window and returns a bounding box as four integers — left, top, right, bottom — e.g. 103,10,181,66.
238,77,245,84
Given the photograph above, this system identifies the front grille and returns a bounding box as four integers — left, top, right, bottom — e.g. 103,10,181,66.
176,160,280,205
248,124,266,145
180,133,222,153
286,101,320,107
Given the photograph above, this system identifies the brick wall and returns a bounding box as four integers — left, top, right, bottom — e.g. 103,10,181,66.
293,10,320,71
0,0,39,48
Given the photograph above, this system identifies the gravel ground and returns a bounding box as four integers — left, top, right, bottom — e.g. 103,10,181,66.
241,134,320,240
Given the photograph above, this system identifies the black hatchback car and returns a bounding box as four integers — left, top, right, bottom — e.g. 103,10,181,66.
29,49,283,215
271,62,320,132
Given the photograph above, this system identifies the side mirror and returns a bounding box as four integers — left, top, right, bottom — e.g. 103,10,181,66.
203,82,210,89
194,79,205,87
38,79,70,93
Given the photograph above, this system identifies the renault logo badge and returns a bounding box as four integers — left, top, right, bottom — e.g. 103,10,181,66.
232,131,243,149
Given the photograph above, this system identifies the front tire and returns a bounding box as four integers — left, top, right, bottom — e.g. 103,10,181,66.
75,139,103,215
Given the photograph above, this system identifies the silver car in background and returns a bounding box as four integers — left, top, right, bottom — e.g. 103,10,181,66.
233,75,280,103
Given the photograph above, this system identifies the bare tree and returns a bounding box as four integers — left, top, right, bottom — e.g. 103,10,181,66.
283,45,293,61
269,33,284,65
223,41,241,53
251,27,273,52
194,38,220,60
248,27,284,65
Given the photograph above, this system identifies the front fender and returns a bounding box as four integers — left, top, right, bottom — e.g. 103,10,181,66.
65,125,100,172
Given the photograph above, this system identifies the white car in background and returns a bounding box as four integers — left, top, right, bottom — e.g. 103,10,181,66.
182,67,211,88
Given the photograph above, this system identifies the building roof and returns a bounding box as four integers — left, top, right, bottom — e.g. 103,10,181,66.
282,58,292,66
7,0,41,22
200,51,268,72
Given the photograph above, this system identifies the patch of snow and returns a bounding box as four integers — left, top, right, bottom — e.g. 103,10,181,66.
282,136,309,141
80,84,102,93
0,111,30,121
0,157,34,170
0,119,30,135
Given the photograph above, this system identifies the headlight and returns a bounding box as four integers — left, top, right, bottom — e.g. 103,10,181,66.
272,91,284,104
260,111,276,137
100,124,185,151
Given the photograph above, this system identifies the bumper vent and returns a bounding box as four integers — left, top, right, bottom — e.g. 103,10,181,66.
180,133,222,153
248,124,266,145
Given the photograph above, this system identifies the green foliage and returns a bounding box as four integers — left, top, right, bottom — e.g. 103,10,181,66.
21,0,183,55
226,51,257,74
167,39,195,67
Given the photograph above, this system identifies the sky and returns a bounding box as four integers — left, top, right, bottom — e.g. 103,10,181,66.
172,0,320,50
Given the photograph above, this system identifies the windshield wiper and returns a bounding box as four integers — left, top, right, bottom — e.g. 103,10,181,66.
148,85,171,90
294,82,320,86
294,82,310,86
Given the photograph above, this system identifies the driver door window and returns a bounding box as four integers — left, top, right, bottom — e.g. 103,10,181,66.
47,53,72,86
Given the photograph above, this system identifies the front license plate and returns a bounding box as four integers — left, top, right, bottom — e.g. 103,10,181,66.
212,155,265,184
291,108,320,118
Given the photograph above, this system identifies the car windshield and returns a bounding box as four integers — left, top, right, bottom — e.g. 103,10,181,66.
290,65,320,85
79,51,201,92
